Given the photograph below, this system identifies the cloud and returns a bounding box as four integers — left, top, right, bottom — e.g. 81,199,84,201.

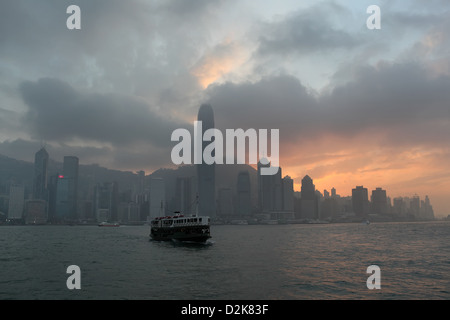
191,40,247,88
206,60,450,147
19,77,187,147
256,2,361,57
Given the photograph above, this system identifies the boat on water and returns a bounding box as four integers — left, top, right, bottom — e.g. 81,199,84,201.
150,213,211,242
98,221,120,227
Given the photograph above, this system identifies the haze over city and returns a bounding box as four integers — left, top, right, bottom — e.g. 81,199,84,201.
1,0,449,217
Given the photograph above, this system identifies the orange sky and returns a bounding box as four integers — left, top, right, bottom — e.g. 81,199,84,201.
279,135,450,217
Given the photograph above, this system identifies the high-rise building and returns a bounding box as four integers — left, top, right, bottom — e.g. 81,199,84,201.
282,176,294,212
64,156,79,220
422,195,434,220
257,159,283,213
393,197,406,216
175,176,195,215
197,104,216,217
410,195,420,217
236,171,252,217
273,168,283,211
352,186,369,218
331,187,337,198
55,156,79,222
47,174,59,223
371,187,387,215
8,184,24,221
300,175,318,219
32,147,49,201
94,182,119,222
258,159,272,212
149,178,165,219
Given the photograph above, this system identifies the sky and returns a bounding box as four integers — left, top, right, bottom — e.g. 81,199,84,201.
1,0,449,216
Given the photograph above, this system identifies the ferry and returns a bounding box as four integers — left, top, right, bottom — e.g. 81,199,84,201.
150,213,211,242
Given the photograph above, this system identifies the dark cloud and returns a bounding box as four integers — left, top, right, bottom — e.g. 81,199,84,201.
256,2,361,57
205,61,450,149
322,62,450,134
19,77,187,147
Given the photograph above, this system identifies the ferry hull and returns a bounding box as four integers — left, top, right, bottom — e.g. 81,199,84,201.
150,226,211,243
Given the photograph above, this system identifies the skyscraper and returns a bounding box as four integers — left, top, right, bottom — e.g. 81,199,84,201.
422,195,434,220
32,147,49,201
197,104,216,217
257,159,282,213
371,187,387,215
300,175,318,219
94,182,119,222
352,186,369,218
56,156,79,222
282,175,294,212
175,176,195,215
258,159,272,212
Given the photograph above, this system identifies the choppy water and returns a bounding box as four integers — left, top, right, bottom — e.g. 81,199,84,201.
0,221,449,300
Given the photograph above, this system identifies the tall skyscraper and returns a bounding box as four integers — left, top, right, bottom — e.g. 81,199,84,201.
300,175,318,219
32,147,49,201
236,170,251,217
282,175,294,212
94,182,119,222
175,176,195,215
422,195,434,220
371,187,387,215
258,159,272,212
352,186,369,218
197,104,216,217
273,167,283,211
56,156,79,222
257,160,282,213
410,195,420,217
393,197,405,216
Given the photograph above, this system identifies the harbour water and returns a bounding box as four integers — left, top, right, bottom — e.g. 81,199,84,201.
0,221,449,300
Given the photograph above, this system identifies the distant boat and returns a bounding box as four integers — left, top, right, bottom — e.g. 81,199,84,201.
362,220,370,225
98,221,120,227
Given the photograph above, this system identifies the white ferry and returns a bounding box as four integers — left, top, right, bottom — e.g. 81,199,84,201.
150,213,211,242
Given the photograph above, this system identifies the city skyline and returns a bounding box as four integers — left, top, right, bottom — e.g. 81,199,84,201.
0,142,437,224
0,1,449,217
